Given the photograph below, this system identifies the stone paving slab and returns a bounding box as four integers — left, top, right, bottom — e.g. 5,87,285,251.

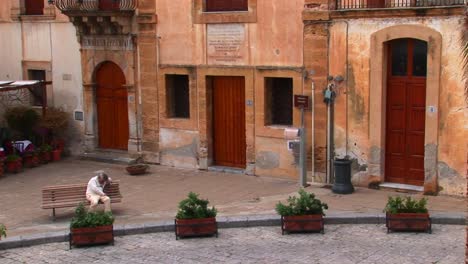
0,158,465,238
0,225,464,263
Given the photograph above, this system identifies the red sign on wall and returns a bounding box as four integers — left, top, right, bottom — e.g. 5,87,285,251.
294,95,310,109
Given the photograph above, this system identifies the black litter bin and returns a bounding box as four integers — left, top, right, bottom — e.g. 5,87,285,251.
332,158,354,194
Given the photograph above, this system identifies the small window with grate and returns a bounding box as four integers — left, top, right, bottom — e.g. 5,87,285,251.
166,74,190,119
265,77,293,126
28,69,46,106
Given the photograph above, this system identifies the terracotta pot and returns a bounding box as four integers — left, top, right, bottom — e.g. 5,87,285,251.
23,155,35,168
70,225,114,248
6,159,22,173
52,150,62,162
40,151,51,164
126,164,148,175
282,215,324,234
386,213,431,233
175,217,218,239
32,156,41,167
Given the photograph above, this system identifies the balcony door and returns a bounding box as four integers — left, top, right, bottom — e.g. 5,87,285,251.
385,38,427,186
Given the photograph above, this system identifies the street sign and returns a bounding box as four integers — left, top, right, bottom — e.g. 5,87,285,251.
294,95,310,109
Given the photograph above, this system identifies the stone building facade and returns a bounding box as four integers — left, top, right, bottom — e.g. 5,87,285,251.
0,0,84,153
17,0,466,196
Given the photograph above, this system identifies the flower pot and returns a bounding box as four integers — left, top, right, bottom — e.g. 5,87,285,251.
23,155,35,168
40,151,51,164
52,150,62,162
126,164,148,175
70,225,114,249
0,158,4,177
6,159,22,173
175,217,218,239
32,155,41,167
386,213,431,233
281,215,324,234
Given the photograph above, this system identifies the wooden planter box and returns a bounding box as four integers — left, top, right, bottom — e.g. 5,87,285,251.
386,213,431,233
69,225,114,249
175,217,218,239
23,154,35,168
40,151,51,164
281,215,324,235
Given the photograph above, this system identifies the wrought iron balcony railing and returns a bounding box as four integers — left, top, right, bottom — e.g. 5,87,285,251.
336,0,466,9
50,0,137,12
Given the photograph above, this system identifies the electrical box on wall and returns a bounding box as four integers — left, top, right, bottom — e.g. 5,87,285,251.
74,111,84,121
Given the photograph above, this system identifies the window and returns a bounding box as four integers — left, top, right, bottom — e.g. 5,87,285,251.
265,77,293,126
205,0,248,12
28,69,46,106
25,0,44,15
166,74,190,119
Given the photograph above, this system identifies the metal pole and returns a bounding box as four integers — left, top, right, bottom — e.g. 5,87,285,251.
299,107,307,187
330,99,335,184
326,98,331,185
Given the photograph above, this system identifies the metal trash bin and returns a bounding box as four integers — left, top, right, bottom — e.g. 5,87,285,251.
332,158,354,194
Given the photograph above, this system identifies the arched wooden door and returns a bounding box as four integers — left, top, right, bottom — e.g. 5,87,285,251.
96,62,129,150
385,39,427,186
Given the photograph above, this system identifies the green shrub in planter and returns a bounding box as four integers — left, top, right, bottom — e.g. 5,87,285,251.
0,224,6,240
175,192,218,239
176,192,217,220
70,203,114,229
276,189,328,234
384,196,431,233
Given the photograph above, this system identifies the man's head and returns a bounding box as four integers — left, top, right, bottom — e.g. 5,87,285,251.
97,172,109,185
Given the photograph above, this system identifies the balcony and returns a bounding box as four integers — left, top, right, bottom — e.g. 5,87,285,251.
335,0,466,9
52,0,137,13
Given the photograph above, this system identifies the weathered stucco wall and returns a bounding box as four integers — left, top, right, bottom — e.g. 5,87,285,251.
0,2,84,154
156,0,304,66
328,16,467,196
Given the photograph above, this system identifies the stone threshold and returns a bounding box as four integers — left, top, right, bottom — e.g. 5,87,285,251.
379,182,424,192
79,150,137,165
0,212,464,250
208,166,245,175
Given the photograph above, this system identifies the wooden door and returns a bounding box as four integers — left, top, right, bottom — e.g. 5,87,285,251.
212,76,246,168
385,39,427,186
96,62,129,150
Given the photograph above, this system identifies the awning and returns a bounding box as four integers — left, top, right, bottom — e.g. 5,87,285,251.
0,80,52,116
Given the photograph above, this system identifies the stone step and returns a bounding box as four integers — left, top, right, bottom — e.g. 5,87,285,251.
379,182,423,193
79,151,137,165
208,166,245,175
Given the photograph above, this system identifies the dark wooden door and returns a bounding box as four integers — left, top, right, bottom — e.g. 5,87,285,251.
385,39,427,186
96,62,129,150
25,0,44,15
212,76,246,168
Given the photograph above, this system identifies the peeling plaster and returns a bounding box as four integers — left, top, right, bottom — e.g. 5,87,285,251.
256,151,280,170
160,138,199,158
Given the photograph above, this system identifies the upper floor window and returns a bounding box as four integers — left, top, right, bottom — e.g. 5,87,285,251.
25,0,44,15
205,0,248,12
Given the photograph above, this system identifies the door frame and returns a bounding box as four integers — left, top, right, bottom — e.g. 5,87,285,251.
197,68,255,174
369,25,442,194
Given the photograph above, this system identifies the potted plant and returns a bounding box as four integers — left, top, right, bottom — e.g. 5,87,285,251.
5,154,22,173
39,144,52,163
175,192,218,240
51,147,62,162
69,203,115,249
22,150,36,168
0,156,4,178
126,164,149,175
276,189,328,235
384,196,431,233
0,224,6,240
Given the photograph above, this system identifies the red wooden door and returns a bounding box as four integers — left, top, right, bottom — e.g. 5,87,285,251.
385,39,427,186
96,62,129,150
212,76,246,168
25,0,44,15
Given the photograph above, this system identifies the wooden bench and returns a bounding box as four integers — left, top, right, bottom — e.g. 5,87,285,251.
42,181,122,220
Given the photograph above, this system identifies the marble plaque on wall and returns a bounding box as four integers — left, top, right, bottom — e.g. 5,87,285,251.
207,24,247,65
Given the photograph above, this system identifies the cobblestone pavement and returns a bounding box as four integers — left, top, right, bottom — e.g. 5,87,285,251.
0,225,464,264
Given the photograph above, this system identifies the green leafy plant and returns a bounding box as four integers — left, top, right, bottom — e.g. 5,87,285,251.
39,144,52,153
4,107,40,140
40,107,69,139
5,154,20,162
384,196,428,214
176,192,217,219
276,189,328,217
70,203,114,229
0,224,6,239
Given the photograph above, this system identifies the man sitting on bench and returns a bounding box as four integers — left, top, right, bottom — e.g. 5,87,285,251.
86,171,112,212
